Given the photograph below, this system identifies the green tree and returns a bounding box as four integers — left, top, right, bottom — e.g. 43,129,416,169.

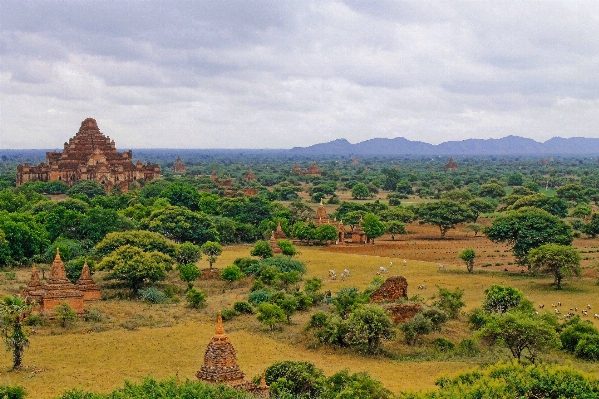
441,189,473,203
507,173,524,186
323,370,394,399
583,213,599,238
386,220,407,240
362,213,386,244
570,203,593,219
292,221,315,243
466,198,496,222
528,244,581,290
97,245,173,292
416,200,473,238
0,296,32,370
185,288,207,309
0,211,49,265
557,183,589,204
508,194,568,217
400,313,432,345
351,183,371,199
479,183,506,199
178,263,202,290
485,207,573,265
250,240,273,259
332,287,368,319
221,265,244,282
95,230,178,258
66,180,106,198
54,302,77,328
344,305,396,354
257,303,286,331
459,248,476,273
158,182,201,211
201,241,222,269
146,206,218,245
277,240,297,257
434,287,465,319
315,224,338,244
174,242,202,265
478,311,560,363
482,285,524,314
265,361,326,399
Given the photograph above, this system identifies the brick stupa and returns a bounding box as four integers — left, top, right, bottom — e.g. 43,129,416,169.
23,249,100,314
269,231,282,254
273,221,286,240
76,261,101,301
197,313,269,397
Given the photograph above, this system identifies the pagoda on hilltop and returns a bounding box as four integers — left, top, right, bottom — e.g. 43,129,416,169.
22,249,100,314
197,313,269,397
16,118,160,192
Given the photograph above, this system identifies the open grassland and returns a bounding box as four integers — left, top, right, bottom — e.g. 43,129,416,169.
3,238,599,397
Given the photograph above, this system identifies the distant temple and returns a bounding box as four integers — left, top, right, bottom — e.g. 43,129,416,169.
292,162,322,176
197,313,269,397
313,200,345,244
22,249,100,314
173,156,186,173
244,170,257,181
443,157,458,171
16,118,160,192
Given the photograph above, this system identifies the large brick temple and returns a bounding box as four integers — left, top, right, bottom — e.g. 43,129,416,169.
16,118,160,192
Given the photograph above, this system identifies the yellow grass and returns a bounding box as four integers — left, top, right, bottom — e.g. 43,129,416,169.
3,245,599,397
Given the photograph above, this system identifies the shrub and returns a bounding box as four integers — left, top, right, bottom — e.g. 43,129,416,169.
54,302,77,328
561,321,599,353
248,289,272,306
468,307,489,330
421,306,449,331
221,265,244,282
233,301,254,314
400,314,433,345
257,303,286,331
24,311,43,326
250,240,273,259
221,309,239,321
433,338,455,352
434,287,465,319
0,385,25,399
234,257,261,276
178,263,201,290
574,334,599,361
186,288,207,309
456,338,480,356
265,361,326,399
277,240,298,257
84,310,103,323
259,256,307,275
138,287,167,304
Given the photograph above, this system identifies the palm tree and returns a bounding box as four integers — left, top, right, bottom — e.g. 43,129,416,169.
0,296,32,370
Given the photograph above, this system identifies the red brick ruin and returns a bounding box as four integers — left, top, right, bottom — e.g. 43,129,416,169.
22,249,100,314
370,276,408,303
292,161,322,176
313,200,345,244
16,118,160,192
197,313,269,397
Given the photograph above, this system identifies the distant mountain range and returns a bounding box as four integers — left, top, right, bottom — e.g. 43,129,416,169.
290,136,599,156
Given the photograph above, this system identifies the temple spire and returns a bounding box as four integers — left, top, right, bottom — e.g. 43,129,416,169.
215,312,225,336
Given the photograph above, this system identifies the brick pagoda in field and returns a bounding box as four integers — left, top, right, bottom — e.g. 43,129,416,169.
22,249,100,314
269,231,283,254
16,118,160,192
173,156,186,173
292,161,322,176
273,221,286,240
197,313,269,397
313,200,345,244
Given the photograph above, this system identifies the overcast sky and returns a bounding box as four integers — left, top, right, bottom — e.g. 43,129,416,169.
1,1,598,149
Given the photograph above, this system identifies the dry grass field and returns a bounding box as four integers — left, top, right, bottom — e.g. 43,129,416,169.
2,230,599,397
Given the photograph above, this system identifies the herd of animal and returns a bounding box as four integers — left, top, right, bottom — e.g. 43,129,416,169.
538,302,598,319
327,259,446,283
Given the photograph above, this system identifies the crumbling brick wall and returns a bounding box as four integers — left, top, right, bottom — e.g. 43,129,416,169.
370,276,408,303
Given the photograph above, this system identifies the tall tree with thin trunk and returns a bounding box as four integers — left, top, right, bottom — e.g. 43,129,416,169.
0,296,32,370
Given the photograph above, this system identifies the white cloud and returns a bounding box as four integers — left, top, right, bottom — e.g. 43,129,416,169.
1,1,598,149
